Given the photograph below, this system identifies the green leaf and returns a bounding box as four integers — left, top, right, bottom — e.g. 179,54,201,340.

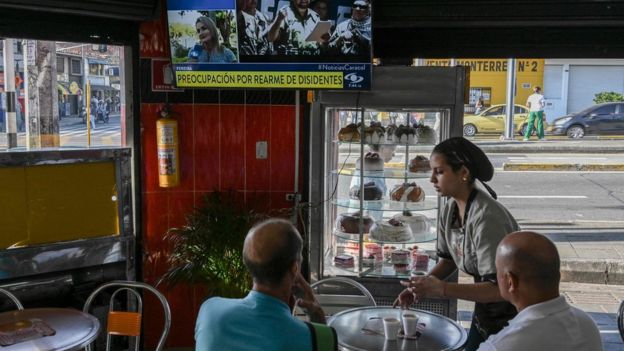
157,190,267,298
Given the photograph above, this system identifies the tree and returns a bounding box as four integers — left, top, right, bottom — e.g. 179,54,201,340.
593,91,624,104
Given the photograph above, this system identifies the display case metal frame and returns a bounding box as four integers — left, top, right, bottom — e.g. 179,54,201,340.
308,66,467,319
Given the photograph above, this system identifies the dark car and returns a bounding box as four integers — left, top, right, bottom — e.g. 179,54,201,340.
549,102,624,138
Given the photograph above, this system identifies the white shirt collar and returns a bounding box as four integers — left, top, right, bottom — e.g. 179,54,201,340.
510,295,568,325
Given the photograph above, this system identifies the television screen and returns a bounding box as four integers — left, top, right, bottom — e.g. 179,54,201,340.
166,0,372,90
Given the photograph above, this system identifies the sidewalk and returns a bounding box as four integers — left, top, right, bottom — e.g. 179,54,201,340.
474,137,624,153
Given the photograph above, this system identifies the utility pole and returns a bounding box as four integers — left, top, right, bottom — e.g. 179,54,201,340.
504,58,516,140
82,45,88,110
3,39,18,148
23,40,60,148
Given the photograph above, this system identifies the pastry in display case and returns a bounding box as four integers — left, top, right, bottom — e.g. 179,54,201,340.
324,108,444,278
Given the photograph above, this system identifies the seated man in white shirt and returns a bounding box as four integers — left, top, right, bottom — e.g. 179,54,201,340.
478,231,602,351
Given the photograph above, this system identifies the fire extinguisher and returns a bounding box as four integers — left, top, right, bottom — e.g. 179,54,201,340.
156,104,180,187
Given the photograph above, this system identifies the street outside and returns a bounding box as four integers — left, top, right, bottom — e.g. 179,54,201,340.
0,113,121,149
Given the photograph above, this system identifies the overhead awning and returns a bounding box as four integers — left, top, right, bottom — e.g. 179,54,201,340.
57,82,70,95
87,58,109,65
90,84,119,91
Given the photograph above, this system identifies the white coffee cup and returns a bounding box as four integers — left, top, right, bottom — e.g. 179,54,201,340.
382,317,401,341
401,312,419,336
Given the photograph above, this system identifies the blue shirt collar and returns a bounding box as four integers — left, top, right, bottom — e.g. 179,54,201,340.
246,290,291,312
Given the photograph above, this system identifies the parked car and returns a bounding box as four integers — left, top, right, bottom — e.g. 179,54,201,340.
463,104,547,136
549,102,624,138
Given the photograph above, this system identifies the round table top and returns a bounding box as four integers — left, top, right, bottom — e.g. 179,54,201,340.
328,306,467,351
0,307,100,351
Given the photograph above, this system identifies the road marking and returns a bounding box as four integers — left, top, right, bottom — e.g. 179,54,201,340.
507,156,608,160
499,170,624,174
498,195,588,199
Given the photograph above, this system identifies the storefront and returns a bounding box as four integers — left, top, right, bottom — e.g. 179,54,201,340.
544,59,624,121
424,58,544,112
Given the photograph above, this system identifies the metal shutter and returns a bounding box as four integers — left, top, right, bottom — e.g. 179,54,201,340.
568,66,624,114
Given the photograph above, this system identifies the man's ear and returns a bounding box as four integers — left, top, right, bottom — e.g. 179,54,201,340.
507,272,519,293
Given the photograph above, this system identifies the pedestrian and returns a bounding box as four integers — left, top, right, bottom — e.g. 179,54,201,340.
475,96,484,114
524,86,545,141
16,99,24,132
477,231,602,351
394,137,519,351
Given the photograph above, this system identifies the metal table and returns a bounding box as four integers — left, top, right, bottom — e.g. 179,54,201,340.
0,308,100,351
328,306,467,351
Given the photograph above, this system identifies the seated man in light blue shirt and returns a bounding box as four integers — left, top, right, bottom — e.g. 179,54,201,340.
195,218,330,351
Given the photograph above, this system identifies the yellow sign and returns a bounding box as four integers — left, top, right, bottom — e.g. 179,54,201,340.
424,58,544,106
425,59,543,73
69,81,80,94
175,71,344,89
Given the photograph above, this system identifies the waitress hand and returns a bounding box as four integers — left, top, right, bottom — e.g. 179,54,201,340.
392,288,418,309
400,275,446,299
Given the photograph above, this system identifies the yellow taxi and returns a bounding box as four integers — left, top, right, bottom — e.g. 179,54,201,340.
463,104,547,136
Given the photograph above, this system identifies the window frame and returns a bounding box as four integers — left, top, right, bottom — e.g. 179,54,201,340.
70,58,82,75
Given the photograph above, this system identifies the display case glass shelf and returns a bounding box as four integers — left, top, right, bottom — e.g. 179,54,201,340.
330,169,432,179
332,199,438,211
324,253,437,278
332,229,437,244
335,140,437,147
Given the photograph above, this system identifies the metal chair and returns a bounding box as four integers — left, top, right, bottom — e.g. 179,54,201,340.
618,299,624,343
310,277,377,316
0,287,24,310
83,280,171,351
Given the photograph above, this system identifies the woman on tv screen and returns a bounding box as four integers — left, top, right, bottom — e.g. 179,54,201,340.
188,16,237,63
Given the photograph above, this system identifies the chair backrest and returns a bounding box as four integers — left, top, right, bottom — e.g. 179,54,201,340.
618,299,624,343
83,281,171,351
310,277,376,316
0,287,24,310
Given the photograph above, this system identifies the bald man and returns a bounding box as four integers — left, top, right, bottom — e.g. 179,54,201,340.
478,231,602,351
195,219,329,351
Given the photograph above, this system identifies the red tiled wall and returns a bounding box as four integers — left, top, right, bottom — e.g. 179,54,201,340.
140,102,303,347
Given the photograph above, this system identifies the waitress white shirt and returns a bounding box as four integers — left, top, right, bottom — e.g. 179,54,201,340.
477,296,603,351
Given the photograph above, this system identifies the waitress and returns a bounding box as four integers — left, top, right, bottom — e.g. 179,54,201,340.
394,137,519,351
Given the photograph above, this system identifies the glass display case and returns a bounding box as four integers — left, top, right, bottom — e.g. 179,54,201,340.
308,66,468,318
324,107,446,279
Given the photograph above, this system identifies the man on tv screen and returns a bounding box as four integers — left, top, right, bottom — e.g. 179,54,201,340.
329,0,371,56
238,0,272,55
266,0,329,55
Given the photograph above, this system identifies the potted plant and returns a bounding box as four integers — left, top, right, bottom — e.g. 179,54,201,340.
159,191,264,298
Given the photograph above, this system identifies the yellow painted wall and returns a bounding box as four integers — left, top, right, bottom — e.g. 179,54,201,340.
424,59,544,106
0,161,119,249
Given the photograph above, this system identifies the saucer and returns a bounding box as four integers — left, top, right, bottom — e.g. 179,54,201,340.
398,329,421,340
